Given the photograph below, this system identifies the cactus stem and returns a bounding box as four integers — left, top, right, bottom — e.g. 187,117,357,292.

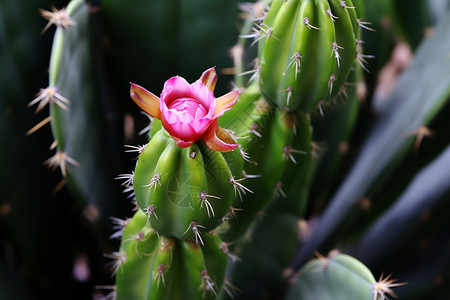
201,269,218,297
303,17,321,30
26,116,52,136
39,6,76,34
28,86,70,113
339,1,355,9
229,176,253,201
283,146,307,164
154,264,167,288
44,150,79,176
198,191,221,217
144,173,162,190
372,273,407,300
326,9,339,22
109,216,131,239
104,251,127,276
331,42,344,68
144,204,159,220
184,221,206,245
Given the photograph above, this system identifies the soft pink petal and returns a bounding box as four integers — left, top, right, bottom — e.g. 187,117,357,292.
214,90,239,118
204,119,238,152
194,105,208,119
173,138,194,148
164,108,183,123
130,83,161,119
189,118,212,135
168,121,198,141
161,76,193,104
191,80,216,112
199,67,218,92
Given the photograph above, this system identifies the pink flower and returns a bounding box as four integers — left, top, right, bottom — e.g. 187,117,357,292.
130,67,239,151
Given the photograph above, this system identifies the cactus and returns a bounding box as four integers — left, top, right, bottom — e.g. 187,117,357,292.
285,252,405,300
255,0,362,112
3,0,450,298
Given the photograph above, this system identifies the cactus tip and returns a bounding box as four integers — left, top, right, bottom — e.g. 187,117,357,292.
373,273,407,300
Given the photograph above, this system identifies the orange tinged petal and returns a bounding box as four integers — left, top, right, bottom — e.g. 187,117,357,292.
130,83,161,119
204,119,238,152
199,67,218,92
214,90,239,118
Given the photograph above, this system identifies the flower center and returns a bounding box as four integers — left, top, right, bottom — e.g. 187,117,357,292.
168,98,208,121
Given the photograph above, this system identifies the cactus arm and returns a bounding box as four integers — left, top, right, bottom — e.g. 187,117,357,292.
148,141,184,238
306,0,336,106
285,253,377,300
349,143,450,263
259,0,303,106
132,129,171,210
292,11,450,269
328,0,358,98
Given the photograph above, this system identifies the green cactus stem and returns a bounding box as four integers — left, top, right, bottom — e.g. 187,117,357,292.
132,129,243,241
256,0,362,112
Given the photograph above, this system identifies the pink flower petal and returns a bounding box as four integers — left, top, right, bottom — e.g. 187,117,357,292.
191,80,216,112
129,83,161,119
199,67,218,92
168,121,197,141
189,118,212,135
161,76,193,104
214,90,239,118
204,119,238,152
173,138,194,148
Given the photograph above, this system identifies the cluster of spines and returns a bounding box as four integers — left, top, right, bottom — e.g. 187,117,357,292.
27,3,80,188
